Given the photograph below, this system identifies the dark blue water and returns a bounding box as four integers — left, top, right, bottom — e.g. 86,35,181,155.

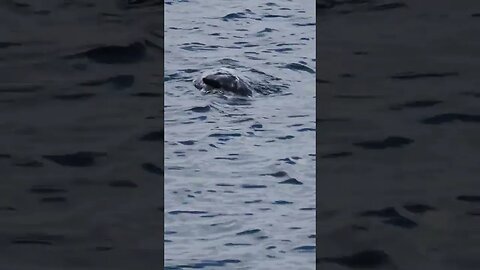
165,0,315,269
0,1,162,269
317,1,480,269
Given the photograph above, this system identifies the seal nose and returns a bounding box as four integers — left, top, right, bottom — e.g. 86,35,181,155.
203,77,222,89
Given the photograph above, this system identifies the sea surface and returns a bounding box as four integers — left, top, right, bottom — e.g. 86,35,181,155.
0,1,162,269
164,0,316,269
317,1,480,269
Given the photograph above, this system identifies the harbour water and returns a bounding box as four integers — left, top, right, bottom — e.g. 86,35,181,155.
164,0,316,269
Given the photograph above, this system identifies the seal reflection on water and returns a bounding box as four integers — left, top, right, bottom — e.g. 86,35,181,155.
193,68,253,97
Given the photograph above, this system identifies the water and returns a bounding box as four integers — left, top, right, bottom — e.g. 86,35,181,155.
164,0,316,269
0,1,162,269
316,1,480,269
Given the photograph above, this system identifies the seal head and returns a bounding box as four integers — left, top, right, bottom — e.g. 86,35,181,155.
194,69,253,97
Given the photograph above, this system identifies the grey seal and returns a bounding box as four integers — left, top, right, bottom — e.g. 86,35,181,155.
193,68,253,97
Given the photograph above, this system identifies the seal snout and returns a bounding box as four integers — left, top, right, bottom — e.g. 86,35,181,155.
202,77,222,89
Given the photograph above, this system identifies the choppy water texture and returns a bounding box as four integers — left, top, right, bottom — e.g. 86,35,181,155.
317,1,480,269
165,0,316,269
0,1,162,269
